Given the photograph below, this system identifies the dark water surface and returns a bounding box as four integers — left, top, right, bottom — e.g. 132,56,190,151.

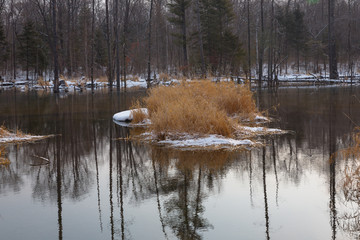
1,86,360,240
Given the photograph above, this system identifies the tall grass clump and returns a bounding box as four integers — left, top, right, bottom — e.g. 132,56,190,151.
130,100,148,123
144,81,258,138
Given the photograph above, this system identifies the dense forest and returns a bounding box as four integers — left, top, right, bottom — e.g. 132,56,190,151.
0,0,359,91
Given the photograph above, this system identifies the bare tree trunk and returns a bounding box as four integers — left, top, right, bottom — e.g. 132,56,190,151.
328,0,338,79
268,0,274,85
105,0,113,90
247,0,251,86
0,0,5,13
258,0,264,87
11,0,16,80
66,0,72,78
114,0,120,90
83,4,89,79
181,1,188,77
26,47,29,80
58,2,64,75
195,0,205,77
123,0,130,90
347,0,353,83
91,0,95,93
52,0,60,93
147,0,154,88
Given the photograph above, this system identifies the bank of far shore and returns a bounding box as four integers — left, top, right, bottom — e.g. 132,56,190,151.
1,72,360,93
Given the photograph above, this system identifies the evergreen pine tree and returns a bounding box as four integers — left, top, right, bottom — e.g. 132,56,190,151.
199,0,243,74
277,6,308,72
18,21,47,80
168,0,191,75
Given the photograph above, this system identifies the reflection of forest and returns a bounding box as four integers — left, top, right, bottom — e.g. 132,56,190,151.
1,87,360,239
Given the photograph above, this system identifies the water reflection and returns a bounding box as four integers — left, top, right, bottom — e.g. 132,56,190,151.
1,87,360,239
151,149,235,239
262,147,270,240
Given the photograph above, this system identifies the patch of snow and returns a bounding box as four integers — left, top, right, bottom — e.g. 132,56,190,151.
0,135,47,143
14,81,28,85
255,115,269,121
240,126,283,134
0,82,14,87
126,79,148,88
158,134,254,148
113,108,148,122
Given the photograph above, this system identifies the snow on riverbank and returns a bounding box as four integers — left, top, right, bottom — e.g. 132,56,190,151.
239,126,283,134
2,72,360,93
113,108,148,122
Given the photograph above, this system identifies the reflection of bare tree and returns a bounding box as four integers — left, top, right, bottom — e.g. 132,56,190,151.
328,89,337,240
56,98,63,240
111,125,154,239
4,88,360,239
151,149,239,239
262,147,270,240
92,94,103,232
152,154,169,239
110,119,115,240
0,159,23,194
115,125,125,240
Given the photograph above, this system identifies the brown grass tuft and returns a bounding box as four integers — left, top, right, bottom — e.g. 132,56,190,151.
130,100,148,123
144,81,258,138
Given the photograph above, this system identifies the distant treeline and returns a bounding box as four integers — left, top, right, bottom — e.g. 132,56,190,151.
0,0,358,90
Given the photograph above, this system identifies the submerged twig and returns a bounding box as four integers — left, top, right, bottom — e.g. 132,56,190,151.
32,155,50,163
343,112,359,128
30,155,50,166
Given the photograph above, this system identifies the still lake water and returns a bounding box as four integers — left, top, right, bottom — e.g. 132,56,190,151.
1,86,360,240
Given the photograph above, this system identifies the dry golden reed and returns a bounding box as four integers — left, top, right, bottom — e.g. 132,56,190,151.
130,100,148,123
143,81,258,138
0,125,11,138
